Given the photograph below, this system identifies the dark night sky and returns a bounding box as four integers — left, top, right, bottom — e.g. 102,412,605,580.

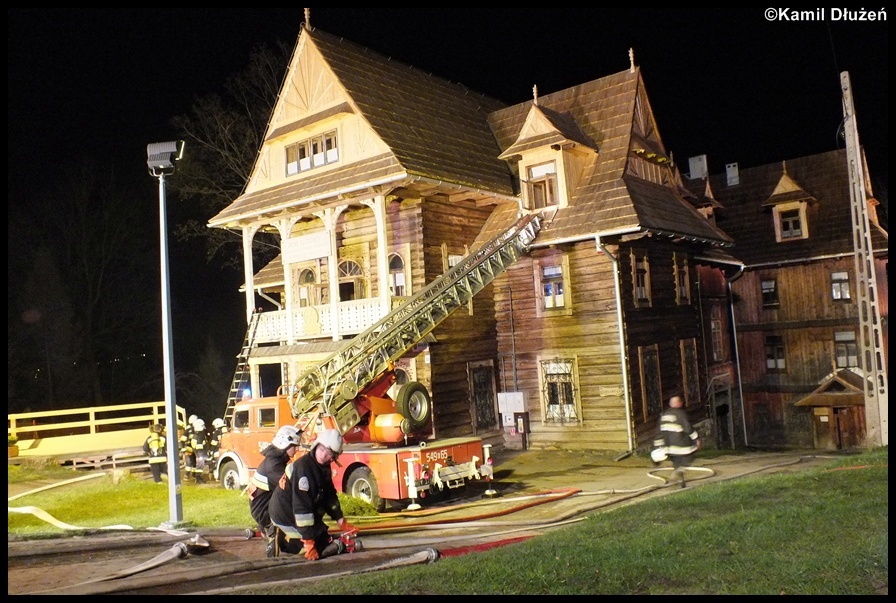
8,8,889,371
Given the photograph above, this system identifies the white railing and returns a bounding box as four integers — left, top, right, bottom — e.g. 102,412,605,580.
253,297,405,344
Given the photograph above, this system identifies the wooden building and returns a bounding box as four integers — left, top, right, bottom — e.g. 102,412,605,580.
209,19,885,454
693,150,888,449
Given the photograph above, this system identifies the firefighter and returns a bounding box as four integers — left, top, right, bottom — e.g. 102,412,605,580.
247,425,301,557
269,429,357,560
653,395,701,488
142,424,167,484
189,418,210,484
181,415,197,479
210,417,227,464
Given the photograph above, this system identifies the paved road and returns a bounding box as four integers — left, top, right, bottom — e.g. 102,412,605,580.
8,447,846,595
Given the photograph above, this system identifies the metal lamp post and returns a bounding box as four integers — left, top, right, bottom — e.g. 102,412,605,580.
147,140,186,528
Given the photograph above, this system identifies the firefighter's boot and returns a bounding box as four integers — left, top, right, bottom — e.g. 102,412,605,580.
265,526,278,558
672,469,686,488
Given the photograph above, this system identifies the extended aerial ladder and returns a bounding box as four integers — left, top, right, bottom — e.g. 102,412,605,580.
287,212,541,437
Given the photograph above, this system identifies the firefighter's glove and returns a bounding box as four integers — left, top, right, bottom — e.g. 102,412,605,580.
337,518,358,535
302,539,319,561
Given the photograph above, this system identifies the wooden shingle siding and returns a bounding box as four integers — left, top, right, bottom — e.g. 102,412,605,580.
421,198,498,437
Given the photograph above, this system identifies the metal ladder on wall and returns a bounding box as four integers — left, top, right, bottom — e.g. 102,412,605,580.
288,213,541,433
223,309,262,426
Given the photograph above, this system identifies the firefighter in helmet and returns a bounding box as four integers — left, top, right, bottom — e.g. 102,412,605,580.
143,424,168,484
247,425,301,557
268,428,357,559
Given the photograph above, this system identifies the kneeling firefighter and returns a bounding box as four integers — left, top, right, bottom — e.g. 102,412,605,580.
247,425,301,557
268,428,358,560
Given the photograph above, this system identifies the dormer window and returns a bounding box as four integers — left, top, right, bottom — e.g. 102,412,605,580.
286,130,339,176
526,161,558,210
772,201,809,242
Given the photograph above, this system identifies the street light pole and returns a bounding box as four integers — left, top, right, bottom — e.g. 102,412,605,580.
147,141,186,528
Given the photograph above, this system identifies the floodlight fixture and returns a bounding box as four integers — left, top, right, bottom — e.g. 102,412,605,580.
147,140,185,176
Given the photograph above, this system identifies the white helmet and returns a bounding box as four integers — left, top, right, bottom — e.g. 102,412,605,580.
188,414,197,425
212,418,225,429
272,425,301,450
312,428,343,456
193,419,206,431
651,447,668,463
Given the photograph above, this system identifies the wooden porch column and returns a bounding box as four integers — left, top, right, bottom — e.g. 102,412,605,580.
362,195,390,314
276,218,296,344
314,205,348,341
241,225,260,324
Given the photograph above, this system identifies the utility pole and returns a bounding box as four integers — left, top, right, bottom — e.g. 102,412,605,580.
840,71,888,447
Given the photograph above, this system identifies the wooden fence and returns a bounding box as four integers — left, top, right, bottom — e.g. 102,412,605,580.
8,401,186,461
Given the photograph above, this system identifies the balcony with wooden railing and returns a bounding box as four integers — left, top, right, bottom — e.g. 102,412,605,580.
253,296,409,344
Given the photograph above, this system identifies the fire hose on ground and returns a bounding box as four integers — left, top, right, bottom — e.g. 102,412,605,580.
10,454,836,595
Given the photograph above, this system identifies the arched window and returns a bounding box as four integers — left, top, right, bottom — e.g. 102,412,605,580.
297,268,316,308
388,253,406,296
338,259,365,301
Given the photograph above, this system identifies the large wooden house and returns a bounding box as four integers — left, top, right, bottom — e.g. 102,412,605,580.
208,20,823,454
693,150,889,450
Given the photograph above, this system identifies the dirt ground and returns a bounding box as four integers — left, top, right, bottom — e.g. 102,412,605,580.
8,448,845,595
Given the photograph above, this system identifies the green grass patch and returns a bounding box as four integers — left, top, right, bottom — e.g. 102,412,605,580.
7,448,888,594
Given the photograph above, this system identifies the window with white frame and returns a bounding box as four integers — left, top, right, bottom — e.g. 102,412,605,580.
534,256,571,317
674,252,690,305
388,253,406,297
541,264,565,309
540,357,579,423
773,202,808,242
338,259,365,301
761,279,779,307
286,130,339,176
526,161,558,210
831,271,851,301
297,268,316,308
834,331,859,368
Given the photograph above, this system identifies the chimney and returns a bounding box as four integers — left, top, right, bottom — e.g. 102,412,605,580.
687,155,708,180
726,162,740,186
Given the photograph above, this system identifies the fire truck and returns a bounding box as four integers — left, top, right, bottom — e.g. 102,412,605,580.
214,214,539,511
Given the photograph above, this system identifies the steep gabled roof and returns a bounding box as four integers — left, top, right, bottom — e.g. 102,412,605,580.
210,25,514,227
498,103,597,159
681,176,723,210
761,163,818,207
482,68,733,248
710,149,888,266
308,27,514,194
794,368,868,407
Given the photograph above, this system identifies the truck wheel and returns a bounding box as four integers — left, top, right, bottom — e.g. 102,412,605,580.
346,466,384,512
219,461,241,490
395,381,432,431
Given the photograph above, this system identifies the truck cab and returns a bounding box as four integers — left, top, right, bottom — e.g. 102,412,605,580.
215,395,289,492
